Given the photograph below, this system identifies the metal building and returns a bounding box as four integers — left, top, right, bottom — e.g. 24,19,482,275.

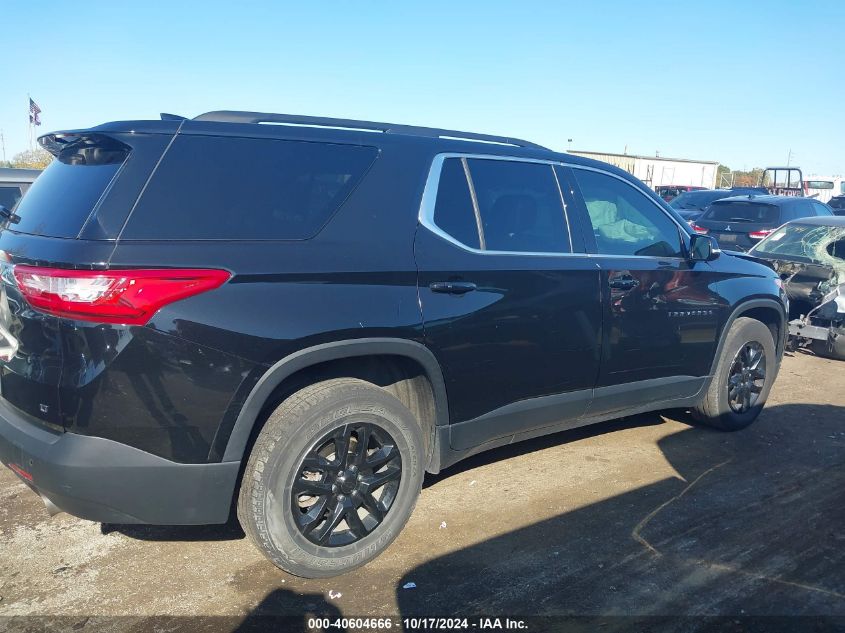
568,150,719,190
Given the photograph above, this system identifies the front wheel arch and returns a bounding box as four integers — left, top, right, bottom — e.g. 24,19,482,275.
707,298,786,381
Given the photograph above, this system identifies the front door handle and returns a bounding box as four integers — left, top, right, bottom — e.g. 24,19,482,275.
429,281,477,295
609,276,640,290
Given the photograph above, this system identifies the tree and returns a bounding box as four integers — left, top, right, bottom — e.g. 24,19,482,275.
10,148,53,169
715,164,731,187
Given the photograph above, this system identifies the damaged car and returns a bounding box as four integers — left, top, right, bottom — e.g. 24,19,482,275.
749,216,845,360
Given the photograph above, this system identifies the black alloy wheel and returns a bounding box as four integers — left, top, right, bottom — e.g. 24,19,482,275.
292,422,402,547
727,341,767,414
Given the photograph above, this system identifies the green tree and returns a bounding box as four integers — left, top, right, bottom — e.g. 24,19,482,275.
715,164,731,187
10,148,53,169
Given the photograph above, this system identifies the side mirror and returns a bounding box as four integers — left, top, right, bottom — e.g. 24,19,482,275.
689,234,720,262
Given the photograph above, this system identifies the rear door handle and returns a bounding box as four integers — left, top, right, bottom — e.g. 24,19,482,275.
609,277,639,290
429,281,477,295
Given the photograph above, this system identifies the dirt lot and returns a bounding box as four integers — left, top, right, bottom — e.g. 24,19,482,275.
1,351,843,630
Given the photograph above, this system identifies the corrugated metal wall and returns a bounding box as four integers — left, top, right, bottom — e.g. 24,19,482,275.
569,152,718,189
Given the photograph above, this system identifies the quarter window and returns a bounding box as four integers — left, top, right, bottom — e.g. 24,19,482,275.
811,201,833,216
123,136,378,240
573,169,683,258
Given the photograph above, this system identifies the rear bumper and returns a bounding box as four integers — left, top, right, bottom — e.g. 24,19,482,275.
0,397,239,525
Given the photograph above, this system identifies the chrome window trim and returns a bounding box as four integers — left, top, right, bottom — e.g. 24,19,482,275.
460,157,486,250
418,152,691,260
418,153,579,257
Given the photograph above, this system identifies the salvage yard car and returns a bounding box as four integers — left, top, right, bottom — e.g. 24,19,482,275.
749,216,845,360
0,167,41,211
828,195,845,216
656,184,706,202
692,194,834,251
0,111,788,578
670,187,767,224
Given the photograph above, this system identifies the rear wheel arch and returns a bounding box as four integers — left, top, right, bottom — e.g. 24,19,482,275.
221,339,448,469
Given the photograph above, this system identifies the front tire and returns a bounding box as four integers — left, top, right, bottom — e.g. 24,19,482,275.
238,378,425,578
693,317,778,431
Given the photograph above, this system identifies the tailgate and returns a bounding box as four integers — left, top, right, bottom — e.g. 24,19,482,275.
0,129,174,431
0,255,64,429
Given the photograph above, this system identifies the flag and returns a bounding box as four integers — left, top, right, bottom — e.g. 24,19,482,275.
29,98,42,126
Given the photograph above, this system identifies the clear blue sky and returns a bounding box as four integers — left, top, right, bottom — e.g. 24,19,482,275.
3,0,844,175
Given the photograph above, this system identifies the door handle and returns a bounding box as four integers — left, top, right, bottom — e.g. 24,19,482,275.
609,277,640,290
429,281,477,295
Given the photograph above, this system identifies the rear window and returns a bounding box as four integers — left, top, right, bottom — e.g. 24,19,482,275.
123,136,378,240
805,180,834,190
9,140,127,238
0,186,22,210
705,201,780,223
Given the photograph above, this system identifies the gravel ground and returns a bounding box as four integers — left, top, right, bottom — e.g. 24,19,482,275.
0,351,843,631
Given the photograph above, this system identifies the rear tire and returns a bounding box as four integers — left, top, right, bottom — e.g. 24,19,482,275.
693,317,778,431
237,378,425,578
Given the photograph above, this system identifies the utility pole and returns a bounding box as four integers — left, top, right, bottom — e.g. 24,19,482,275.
0,129,5,163
786,148,794,167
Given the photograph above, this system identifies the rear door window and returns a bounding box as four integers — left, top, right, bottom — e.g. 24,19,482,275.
465,159,571,253
9,141,127,238
122,136,378,240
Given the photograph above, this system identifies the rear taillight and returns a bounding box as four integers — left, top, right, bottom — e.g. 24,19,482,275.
12,267,230,325
691,224,709,234
748,229,774,240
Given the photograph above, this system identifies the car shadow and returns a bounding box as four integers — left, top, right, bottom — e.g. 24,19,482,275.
101,514,245,541
424,412,672,487
227,401,845,630
396,402,845,620
101,412,672,542
99,400,845,630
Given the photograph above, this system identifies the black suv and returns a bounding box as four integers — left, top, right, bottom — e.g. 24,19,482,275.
0,111,787,578
692,194,834,252
669,187,769,223
828,195,845,216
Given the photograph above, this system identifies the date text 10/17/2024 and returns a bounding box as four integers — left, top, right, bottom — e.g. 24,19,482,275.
306,617,529,631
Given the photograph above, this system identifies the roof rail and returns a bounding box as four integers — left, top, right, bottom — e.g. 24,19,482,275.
192,110,548,150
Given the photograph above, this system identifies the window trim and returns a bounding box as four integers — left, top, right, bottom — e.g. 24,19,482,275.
418,153,690,259
419,153,576,257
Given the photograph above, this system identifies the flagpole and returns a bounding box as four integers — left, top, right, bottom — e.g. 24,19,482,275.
28,93,33,152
